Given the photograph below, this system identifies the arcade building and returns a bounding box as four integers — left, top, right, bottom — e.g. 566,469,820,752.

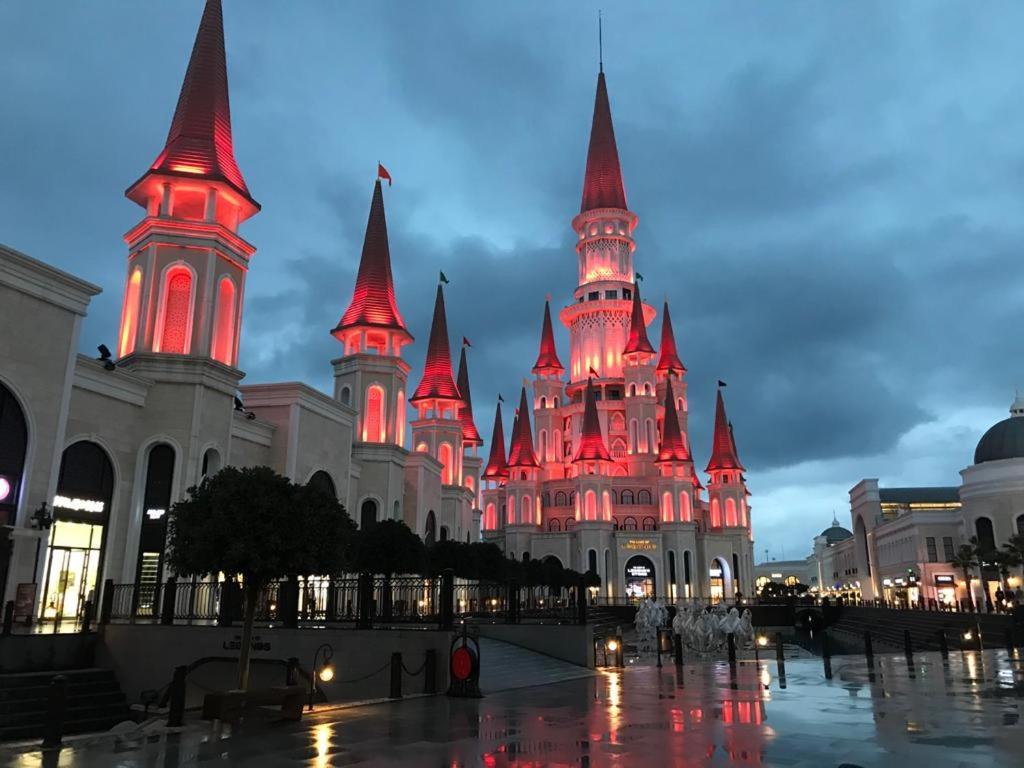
0,0,754,623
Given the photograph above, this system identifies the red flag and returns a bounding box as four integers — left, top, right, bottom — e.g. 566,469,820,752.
589,366,599,378
377,163,392,186
462,336,471,348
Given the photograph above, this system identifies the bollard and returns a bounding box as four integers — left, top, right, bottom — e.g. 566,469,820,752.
821,634,832,680
160,578,177,626
424,649,437,695
285,657,299,686
2,600,13,636
727,633,737,668
1005,626,1015,654
80,600,93,634
167,665,187,728
673,633,683,667
775,631,787,685
903,630,914,662
615,630,624,668
938,628,949,659
439,570,455,630
99,579,115,625
389,652,402,699
356,573,373,630
41,676,69,749
863,631,874,660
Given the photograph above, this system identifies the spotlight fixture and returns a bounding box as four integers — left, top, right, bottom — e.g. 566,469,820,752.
246,411,256,421
233,395,245,411
97,344,116,371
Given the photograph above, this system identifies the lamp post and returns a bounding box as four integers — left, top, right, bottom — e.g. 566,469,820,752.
308,643,335,712
27,502,53,626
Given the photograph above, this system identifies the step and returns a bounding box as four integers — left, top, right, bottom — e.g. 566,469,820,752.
0,700,129,728
0,690,125,716
0,712,131,742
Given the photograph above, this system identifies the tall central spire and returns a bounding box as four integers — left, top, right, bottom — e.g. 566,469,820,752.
456,347,483,446
580,70,627,213
706,389,744,472
129,0,256,210
410,285,461,404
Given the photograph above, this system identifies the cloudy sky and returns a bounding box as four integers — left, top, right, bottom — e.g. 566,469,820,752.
2,1,1022,561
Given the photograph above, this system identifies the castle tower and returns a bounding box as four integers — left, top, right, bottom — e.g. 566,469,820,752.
560,69,654,383
331,179,413,446
120,0,258,366
505,387,540,529
655,301,689,436
705,388,749,532
481,401,509,535
531,299,567,478
622,281,658,470
456,345,483,508
409,285,464,487
574,378,613,522
656,376,696,526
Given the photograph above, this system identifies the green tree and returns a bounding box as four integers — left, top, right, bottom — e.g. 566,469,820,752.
167,466,354,689
949,542,979,612
350,519,426,575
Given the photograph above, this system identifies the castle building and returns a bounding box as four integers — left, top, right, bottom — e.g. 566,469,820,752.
480,66,755,601
0,1,754,622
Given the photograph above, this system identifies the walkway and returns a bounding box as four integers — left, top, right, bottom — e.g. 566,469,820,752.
476,637,595,693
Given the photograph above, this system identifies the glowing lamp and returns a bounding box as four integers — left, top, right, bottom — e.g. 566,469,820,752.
963,630,973,641
757,635,769,648
0,477,10,503
318,665,335,683
606,639,618,652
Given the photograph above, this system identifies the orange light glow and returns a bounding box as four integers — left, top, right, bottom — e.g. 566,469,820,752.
210,276,236,365
169,163,208,175
118,268,142,357
156,266,193,354
363,385,386,443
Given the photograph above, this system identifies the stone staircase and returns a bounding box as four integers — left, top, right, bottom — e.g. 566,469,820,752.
477,638,595,694
827,606,1018,652
0,668,132,741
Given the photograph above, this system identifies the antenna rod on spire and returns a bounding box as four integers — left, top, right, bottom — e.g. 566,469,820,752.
598,11,604,73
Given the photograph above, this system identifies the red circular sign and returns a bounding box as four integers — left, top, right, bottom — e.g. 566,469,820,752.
451,646,474,681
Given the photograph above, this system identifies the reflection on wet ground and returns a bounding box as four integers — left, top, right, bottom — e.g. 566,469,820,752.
2,649,1022,767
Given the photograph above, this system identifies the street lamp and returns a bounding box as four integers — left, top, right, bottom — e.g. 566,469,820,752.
308,643,335,711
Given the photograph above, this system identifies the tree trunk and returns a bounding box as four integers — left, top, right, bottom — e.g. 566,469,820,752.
237,583,260,690
962,570,975,612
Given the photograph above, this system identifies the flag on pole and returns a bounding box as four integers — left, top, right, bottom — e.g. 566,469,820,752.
589,366,599,378
439,271,449,284
718,379,727,388
462,336,471,348
498,393,504,402
635,272,644,282
377,163,392,186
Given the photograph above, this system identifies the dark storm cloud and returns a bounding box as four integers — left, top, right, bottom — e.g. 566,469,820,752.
4,1,1024,557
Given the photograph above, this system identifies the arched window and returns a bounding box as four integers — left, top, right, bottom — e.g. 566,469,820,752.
440,526,449,542
610,412,625,432
661,491,674,523
535,495,542,525
611,438,626,458
975,517,996,554
156,266,194,354
485,503,496,530
395,390,405,446
602,490,612,520
540,396,547,409
683,551,692,595
637,489,652,505
740,497,748,527
553,429,562,461
136,444,175,591
629,419,638,453
710,498,722,528
438,442,454,485
416,442,429,453
629,383,637,397
645,418,655,453
522,495,533,525
669,551,677,587
621,489,635,505
548,518,561,531
507,496,516,525
211,277,236,365
553,396,560,408
643,382,652,396
363,385,386,443
622,516,637,531
584,490,597,521
541,492,551,507
118,268,142,357
642,517,657,531
538,429,547,463
308,470,335,498
360,499,378,530
201,448,221,478
679,491,691,522
555,491,567,507
0,383,29,526
1018,514,1024,536
588,549,598,574
340,386,352,406
725,498,738,527
425,510,437,544
733,553,741,596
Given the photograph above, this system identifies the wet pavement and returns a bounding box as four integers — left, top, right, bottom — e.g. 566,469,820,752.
2,649,1022,767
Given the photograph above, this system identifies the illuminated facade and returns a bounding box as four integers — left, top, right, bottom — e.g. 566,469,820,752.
480,68,755,601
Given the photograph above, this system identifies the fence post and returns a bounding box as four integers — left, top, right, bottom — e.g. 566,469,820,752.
41,675,69,749
903,629,914,663
424,649,437,695
167,665,187,727
325,577,338,622
99,579,114,625
863,630,874,660
357,573,372,629
504,582,516,625
2,601,13,636
575,580,587,625
389,652,402,699
938,627,949,659
218,580,238,627
160,578,177,626
439,569,455,630
381,575,394,623
80,600,93,634
280,579,299,629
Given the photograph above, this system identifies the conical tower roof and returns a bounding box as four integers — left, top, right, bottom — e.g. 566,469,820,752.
482,401,509,480
532,299,564,374
128,0,256,210
574,379,611,463
623,282,655,356
506,387,539,469
706,389,744,472
656,302,686,375
410,285,461,404
456,347,483,446
581,71,627,212
656,377,690,463
333,179,409,339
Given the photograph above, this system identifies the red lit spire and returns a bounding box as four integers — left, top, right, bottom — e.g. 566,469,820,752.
456,347,483,446
332,179,410,340
706,389,744,472
656,302,686,375
574,379,611,463
532,299,564,374
581,71,627,212
410,285,461,405
482,401,509,480
623,282,655,357
656,377,690,464
128,0,257,209
506,387,539,469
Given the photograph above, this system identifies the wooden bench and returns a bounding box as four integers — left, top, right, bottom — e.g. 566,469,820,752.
201,685,305,723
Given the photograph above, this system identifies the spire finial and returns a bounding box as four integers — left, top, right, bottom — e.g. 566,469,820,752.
598,11,603,73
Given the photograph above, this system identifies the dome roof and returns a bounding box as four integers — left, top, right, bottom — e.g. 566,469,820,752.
820,525,853,544
974,394,1024,464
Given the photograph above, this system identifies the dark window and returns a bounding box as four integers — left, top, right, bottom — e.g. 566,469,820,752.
975,517,996,554
548,519,561,532
683,551,691,585
926,537,937,562
607,388,622,400
623,288,632,300
136,444,175,589
623,517,637,531
440,526,449,542
642,517,657,531
555,491,567,507
588,549,598,573
621,489,635,505
588,291,600,301
360,499,378,530
669,551,677,584
604,290,617,300
1017,514,1024,536
637,489,652,505
308,470,336,499
425,510,436,544
0,383,29,528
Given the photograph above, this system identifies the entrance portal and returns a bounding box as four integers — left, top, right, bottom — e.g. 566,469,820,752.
709,557,728,602
624,555,656,601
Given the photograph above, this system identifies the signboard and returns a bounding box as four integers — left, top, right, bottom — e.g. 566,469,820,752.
882,578,893,587
627,565,652,578
625,540,656,551
935,574,955,585
13,582,36,622
893,577,906,586
709,568,722,578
